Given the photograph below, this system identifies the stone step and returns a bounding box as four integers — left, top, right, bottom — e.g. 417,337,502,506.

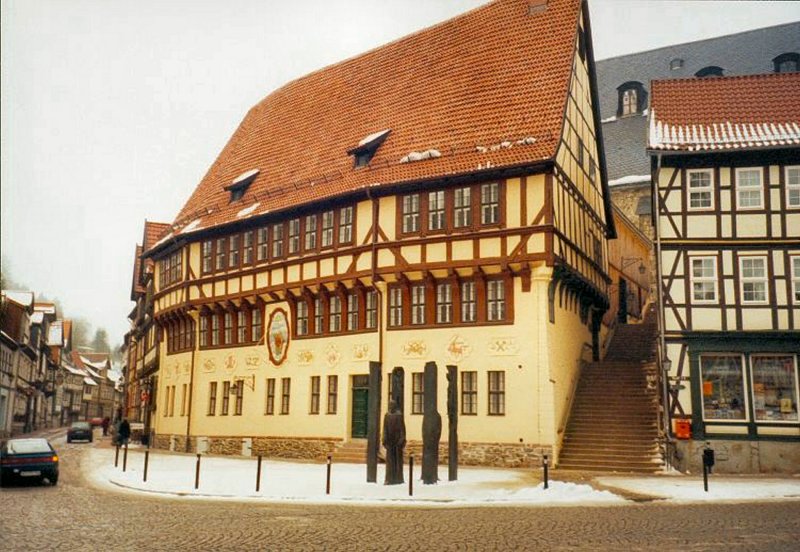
556,459,662,472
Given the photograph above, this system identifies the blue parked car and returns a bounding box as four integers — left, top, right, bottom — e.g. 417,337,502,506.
0,438,59,486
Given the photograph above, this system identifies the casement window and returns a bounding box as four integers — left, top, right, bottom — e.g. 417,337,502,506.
436,283,452,324
272,223,284,258
751,355,798,422
577,137,585,167
773,52,800,73
428,190,445,231
288,218,300,254
211,315,220,346
454,187,472,228
688,170,713,210
242,231,254,265
412,373,424,415
411,284,426,325
321,211,334,247
228,235,240,268
736,168,763,209
280,378,291,415
221,381,230,415
339,206,354,244
690,257,718,303
700,355,746,421
215,238,227,270
296,301,309,336
488,371,505,415
365,290,378,329
481,183,500,224
786,166,800,208
327,375,338,414
622,88,637,116
402,194,420,233
251,309,262,342
265,378,275,415
159,250,182,287
305,215,318,250
461,281,477,322
237,310,247,343
347,293,358,331
487,280,506,321
461,371,477,415
389,288,403,327
207,382,217,415
198,315,208,347
234,381,243,416
257,228,269,261
329,295,342,332
792,257,800,303
314,297,323,334
740,256,768,303
310,376,320,414
223,312,233,344
202,240,213,273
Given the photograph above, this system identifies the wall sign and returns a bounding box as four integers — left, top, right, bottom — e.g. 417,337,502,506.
267,308,290,366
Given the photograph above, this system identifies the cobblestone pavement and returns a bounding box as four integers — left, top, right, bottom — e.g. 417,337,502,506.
2,438,799,551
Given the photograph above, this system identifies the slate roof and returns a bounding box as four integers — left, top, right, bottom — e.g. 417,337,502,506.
648,72,800,152
597,22,800,181
154,0,587,246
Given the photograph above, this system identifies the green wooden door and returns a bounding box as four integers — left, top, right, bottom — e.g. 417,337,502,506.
351,388,369,438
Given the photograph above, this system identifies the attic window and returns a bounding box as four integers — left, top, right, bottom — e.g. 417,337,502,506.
669,58,683,70
348,129,391,168
616,81,647,117
695,66,724,78
224,169,259,203
773,52,799,73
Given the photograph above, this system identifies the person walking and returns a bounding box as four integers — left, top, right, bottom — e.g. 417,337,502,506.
101,416,110,437
118,418,131,446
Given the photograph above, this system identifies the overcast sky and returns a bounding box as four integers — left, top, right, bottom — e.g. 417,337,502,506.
2,0,799,347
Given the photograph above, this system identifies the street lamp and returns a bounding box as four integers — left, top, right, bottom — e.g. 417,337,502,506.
621,256,647,275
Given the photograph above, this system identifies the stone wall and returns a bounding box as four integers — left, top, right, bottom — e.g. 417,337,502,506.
673,439,800,474
405,440,551,468
252,436,340,460
610,183,653,240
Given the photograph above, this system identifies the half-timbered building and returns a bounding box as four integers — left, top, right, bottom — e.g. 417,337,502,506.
141,0,618,467
649,72,800,472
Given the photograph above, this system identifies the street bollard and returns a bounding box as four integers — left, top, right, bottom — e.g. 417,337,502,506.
326,454,332,495
115,445,120,467
195,454,201,490
143,450,149,482
542,454,549,490
409,454,414,497
256,455,263,492
123,443,129,472
702,442,715,492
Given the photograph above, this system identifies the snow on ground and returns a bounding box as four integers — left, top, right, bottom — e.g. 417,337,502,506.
596,476,800,502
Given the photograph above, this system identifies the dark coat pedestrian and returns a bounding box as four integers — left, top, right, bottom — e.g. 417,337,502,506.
118,419,131,445
101,417,110,436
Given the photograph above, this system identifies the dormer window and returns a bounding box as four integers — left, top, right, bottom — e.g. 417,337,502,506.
669,58,684,71
695,66,724,78
224,169,259,203
348,129,391,168
773,52,799,73
617,81,647,117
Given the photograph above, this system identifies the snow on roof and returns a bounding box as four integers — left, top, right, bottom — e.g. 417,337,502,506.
64,364,86,376
34,303,56,314
649,115,800,152
30,311,45,324
2,290,34,308
80,355,109,371
232,168,260,186
152,231,174,249
83,377,98,386
47,322,63,346
82,365,102,379
180,218,203,235
107,370,123,383
609,174,651,187
236,202,260,218
358,129,391,147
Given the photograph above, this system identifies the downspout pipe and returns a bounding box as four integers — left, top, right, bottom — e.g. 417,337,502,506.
185,315,197,453
365,188,384,371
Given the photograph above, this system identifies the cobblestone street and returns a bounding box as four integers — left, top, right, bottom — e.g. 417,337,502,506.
2,440,800,551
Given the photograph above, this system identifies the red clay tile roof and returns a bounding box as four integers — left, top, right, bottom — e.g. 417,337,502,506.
649,72,800,152
164,0,583,242
143,221,171,251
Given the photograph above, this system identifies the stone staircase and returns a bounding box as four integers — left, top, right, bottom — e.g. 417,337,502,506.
558,319,663,473
332,439,369,463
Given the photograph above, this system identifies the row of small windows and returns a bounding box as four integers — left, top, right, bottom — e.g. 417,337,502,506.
689,256,800,304
400,182,502,235
687,166,800,211
206,380,245,416
411,370,506,416
201,206,354,275
198,308,263,349
261,376,339,416
159,250,182,288
162,384,189,417
294,290,378,337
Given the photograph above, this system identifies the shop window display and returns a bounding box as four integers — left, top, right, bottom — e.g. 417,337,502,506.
751,355,799,422
700,354,747,421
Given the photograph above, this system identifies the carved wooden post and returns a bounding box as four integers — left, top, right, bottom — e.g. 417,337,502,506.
447,364,458,481
366,361,382,483
421,361,441,484
391,367,404,414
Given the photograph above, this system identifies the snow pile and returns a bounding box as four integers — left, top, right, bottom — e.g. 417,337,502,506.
237,202,260,218
608,174,650,186
596,476,800,502
400,149,441,163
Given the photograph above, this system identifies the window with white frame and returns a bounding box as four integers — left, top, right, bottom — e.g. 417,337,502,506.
257,228,268,261
740,256,768,303
436,282,452,324
792,256,800,303
461,281,476,322
787,166,800,208
487,280,506,321
488,371,505,415
402,194,420,233
389,288,403,327
228,235,240,268
339,206,354,244
428,190,445,231
329,296,342,332
321,211,334,247
736,168,763,209
237,310,247,343
272,224,284,258
481,183,500,224
454,187,472,227
288,218,300,254
690,256,718,303
412,373,424,414
688,170,713,210
296,301,309,336
314,298,323,334
251,309,262,342
365,290,378,329
347,293,358,331
305,215,318,250
411,284,426,325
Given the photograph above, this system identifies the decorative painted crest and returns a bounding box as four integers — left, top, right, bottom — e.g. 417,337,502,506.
296,350,314,365
488,337,519,356
446,335,472,362
267,308,290,366
245,356,261,368
325,344,341,368
202,359,216,373
224,354,237,372
402,340,428,358
352,343,370,361
182,362,191,374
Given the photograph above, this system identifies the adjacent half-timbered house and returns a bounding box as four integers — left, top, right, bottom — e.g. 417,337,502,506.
141,0,617,466
649,72,800,472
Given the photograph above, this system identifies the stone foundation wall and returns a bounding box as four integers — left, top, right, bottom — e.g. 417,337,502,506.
405,441,551,468
673,439,800,474
252,437,340,460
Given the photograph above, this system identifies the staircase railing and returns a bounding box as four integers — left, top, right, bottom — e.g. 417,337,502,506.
555,358,587,465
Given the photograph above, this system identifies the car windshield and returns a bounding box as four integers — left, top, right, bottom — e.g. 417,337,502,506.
6,438,52,454
72,422,91,430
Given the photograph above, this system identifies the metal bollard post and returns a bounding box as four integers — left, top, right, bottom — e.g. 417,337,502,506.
195,454,201,490
115,445,120,467
703,461,709,492
143,450,149,482
256,455,263,492
542,454,549,490
326,454,332,495
409,454,414,497
123,443,129,472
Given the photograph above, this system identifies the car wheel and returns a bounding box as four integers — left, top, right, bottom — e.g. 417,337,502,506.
50,473,59,486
